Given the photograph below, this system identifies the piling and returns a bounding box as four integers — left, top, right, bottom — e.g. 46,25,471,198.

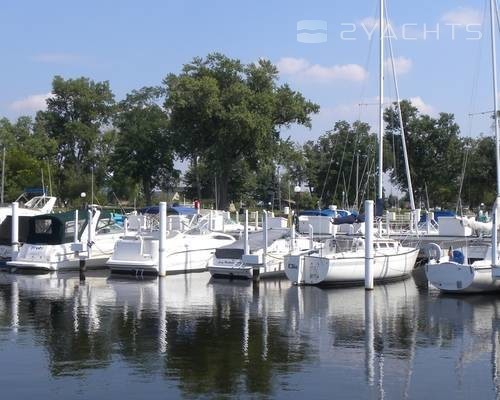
11,202,19,260
263,211,268,264
492,201,498,267
74,210,79,243
244,210,249,255
308,224,314,250
364,200,374,290
159,201,167,277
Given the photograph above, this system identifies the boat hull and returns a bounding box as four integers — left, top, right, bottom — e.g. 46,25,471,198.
285,248,419,285
107,233,235,275
425,261,500,293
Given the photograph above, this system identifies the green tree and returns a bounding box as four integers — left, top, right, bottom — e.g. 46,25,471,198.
38,75,115,202
0,116,57,200
111,86,179,205
384,100,464,207
302,120,376,209
164,53,319,209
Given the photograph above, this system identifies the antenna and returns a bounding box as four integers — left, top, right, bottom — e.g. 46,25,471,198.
41,168,45,195
1,147,5,204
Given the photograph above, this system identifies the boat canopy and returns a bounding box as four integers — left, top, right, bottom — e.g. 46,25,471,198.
25,209,120,245
139,205,197,216
299,209,350,218
419,210,455,223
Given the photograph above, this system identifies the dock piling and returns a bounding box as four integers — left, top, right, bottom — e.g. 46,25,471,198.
159,201,167,276
244,210,249,255
364,200,374,290
11,202,19,260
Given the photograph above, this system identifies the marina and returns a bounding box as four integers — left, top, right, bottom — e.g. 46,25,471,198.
2,0,500,397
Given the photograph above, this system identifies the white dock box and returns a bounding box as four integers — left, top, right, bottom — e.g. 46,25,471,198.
298,216,334,235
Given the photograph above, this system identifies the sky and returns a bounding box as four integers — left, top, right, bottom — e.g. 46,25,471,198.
0,0,497,144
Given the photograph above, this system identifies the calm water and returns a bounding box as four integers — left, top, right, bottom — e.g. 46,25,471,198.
0,269,498,399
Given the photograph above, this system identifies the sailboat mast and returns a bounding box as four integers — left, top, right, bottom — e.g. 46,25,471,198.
491,0,500,197
491,0,499,267
378,0,385,201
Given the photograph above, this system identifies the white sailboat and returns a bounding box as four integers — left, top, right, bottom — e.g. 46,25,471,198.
283,0,419,286
7,207,123,272
425,0,500,293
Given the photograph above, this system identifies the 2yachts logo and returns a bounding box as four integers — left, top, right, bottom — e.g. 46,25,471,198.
296,20,328,43
296,20,482,43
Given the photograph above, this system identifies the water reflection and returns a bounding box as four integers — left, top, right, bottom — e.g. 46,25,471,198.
0,271,498,399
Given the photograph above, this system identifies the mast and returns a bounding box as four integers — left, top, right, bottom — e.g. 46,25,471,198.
491,0,500,197
385,1,417,231
378,0,384,201
0,147,5,204
491,0,499,267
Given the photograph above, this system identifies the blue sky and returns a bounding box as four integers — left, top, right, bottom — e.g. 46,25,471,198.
0,0,496,143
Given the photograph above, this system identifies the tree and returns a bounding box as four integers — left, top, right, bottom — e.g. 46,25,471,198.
164,53,319,209
384,100,464,207
38,76,115,202
111,87,179,205
301,120,376,209
0,116,57,200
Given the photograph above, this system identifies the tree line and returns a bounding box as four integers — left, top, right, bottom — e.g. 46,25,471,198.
0,53,495,211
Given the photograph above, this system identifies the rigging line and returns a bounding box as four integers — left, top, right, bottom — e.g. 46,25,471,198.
332,127,350,203
348,0,379,200
318,133,339,207
456,149,470,215
357,150,371,206
385,0,418,219
357,0,379,122
359,152,375,206
455,148,470,214
346,124,364,205
468,0,488,137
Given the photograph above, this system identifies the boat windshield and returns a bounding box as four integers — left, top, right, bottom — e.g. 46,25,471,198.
96,219,123,235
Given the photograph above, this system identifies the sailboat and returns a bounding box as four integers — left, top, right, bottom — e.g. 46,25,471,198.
284,0,419,286
425,0,500,293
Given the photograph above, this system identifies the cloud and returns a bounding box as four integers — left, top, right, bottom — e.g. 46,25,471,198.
277,57,368,82
10,93,52,112
409,96,436,115
441,7,483,26
33,52,85,64
384,56,413,75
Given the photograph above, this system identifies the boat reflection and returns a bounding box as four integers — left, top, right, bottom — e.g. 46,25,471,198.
0,272,498,398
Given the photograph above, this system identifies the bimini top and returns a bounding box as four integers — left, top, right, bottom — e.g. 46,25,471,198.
139,205,197,216
26,209,121,245
300,209,351,218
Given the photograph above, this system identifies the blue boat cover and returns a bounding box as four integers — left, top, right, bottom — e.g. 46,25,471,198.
139,205,197,216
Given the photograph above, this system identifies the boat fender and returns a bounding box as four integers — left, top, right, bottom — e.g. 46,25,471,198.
422,243,441,262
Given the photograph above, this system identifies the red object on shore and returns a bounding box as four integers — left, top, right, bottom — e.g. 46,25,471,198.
193,199,200,210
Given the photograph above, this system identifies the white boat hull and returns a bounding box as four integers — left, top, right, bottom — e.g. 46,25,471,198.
107,232,235,275
425,260,500,293
285,247,419,285
7,235,120,272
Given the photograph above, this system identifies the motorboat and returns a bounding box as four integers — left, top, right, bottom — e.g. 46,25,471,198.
7,207,123,272
107,213,235,276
